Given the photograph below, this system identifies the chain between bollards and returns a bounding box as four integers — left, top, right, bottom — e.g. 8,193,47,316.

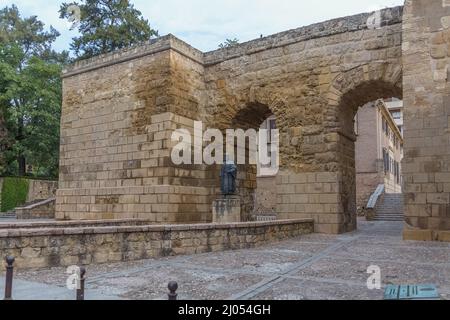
168,281,178,300
4,256,15,301
76,267,86,301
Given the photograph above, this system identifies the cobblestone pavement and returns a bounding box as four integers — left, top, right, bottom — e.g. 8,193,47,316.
1,219,450,300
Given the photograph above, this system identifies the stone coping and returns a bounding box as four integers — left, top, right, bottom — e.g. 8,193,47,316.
0,219,313,237
62,6,403,77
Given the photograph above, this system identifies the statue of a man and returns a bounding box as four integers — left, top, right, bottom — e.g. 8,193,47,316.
220,155,237,195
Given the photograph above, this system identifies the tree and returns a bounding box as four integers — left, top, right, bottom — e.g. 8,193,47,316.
218,38,240,49
60,0,159,60
0,5,68,177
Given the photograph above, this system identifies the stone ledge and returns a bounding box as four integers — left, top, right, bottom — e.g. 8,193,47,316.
16,198,56,210
0,219,314,269
61,6,403,77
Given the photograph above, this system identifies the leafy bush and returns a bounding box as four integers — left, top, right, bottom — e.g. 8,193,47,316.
0,177,30,212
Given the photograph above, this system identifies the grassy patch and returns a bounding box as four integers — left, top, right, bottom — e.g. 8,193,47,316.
0,177,30,212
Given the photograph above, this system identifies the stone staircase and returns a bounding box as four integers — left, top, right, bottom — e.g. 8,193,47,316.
374,193,404,221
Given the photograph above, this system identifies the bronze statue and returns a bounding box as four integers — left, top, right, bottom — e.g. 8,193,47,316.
220,155,237,195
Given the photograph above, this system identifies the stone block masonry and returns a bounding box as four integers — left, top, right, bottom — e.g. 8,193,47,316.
0,219,313,270
59,7,404,234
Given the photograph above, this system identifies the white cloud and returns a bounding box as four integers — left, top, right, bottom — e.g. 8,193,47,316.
1,0,405,52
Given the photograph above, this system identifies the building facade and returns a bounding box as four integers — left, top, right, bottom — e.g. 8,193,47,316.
355,99,403,208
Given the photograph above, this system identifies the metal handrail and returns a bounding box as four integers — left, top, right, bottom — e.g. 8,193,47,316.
367,184,385,209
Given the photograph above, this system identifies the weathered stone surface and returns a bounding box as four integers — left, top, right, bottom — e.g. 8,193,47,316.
56,7,405,235
0,219,313,270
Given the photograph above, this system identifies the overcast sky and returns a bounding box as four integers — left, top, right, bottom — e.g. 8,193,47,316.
2,0,404,53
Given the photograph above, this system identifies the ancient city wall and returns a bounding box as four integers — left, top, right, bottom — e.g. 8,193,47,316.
58,7,403,234
59,37,213,223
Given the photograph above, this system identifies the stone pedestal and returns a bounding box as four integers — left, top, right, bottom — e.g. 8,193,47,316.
212,196,241,223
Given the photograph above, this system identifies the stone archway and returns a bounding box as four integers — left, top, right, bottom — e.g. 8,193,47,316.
327,63,403,232
207,88,289,221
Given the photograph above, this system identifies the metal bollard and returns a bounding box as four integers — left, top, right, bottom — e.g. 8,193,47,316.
76,267,86,301
168,281,178,300
4,256,15,300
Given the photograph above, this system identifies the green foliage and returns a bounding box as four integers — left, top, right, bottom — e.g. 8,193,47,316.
60,0,159,60
0,177,30,212
218,38,240,49
0,5,68,178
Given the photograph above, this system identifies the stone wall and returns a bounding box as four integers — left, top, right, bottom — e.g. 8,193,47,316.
402,0,450,241
0,178,3,211
0,219,313,270
355,99,403,208
355,103,382,207
58,7,403,234
0,218,156,229
27,180,58,202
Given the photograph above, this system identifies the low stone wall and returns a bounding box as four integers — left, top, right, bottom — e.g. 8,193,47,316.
0,219,313,270
15,198,56,220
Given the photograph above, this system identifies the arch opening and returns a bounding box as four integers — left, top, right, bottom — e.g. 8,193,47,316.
336,79,403,229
